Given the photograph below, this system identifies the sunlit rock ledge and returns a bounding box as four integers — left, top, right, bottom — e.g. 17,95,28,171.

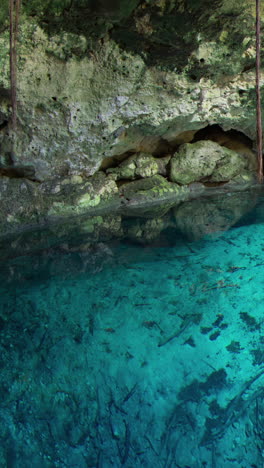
0,180,259,264
0,131,258,236
0,166,258,239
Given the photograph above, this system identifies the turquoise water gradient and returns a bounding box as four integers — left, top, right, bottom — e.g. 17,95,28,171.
0,193,263,467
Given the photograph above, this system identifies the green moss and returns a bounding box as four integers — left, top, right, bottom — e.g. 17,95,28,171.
119,175,189,204
170,140,250,185
77,192,101,208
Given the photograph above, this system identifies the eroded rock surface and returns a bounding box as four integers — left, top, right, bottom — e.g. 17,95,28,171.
170,140,253,185
0,0,262,232
107,152,170,180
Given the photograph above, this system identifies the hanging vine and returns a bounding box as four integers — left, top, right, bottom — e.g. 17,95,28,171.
256,0,263,182
9,0,22,132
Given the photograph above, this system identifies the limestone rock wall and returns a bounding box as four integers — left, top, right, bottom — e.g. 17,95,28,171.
0,0,262,232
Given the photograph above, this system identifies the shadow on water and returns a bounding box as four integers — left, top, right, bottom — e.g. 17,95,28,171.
0,189,264,467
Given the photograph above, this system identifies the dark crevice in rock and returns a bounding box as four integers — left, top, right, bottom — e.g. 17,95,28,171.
0,165,37,181
110,0,253,75
242,63,255,73
99,151,135,171
100,136,173,171
99,124,256,195
0,149,38,181
0,120,8,131
21,0,141,55
192,124,254,152
116,178,132,188
17,0,254,78
202,181,229,187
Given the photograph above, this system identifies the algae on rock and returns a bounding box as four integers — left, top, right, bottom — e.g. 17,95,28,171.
107,152,170,180
170,140,252,185
0,0,262,232
0,0,261,176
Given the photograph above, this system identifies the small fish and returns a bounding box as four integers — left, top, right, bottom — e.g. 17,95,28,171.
104,328,115,333
89,317,94,335
142,321,163,332
142,320,156,329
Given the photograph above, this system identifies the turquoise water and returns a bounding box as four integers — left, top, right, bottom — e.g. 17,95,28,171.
0,192,263,467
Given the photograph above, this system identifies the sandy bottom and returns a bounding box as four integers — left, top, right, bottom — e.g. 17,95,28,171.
0,215,263,467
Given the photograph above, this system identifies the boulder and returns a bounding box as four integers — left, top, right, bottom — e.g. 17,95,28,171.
170,140,249,185
107,152,170,180
119,175,189,217
119,174,187,201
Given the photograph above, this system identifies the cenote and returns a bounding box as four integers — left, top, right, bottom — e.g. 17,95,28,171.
0,189,263,468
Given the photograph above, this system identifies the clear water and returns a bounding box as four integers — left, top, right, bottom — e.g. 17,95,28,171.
0,191,263,468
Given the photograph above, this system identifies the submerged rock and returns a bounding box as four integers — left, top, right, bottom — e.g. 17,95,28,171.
47,172,119,217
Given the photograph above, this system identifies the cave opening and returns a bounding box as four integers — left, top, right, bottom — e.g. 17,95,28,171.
99,123,255,176
191,124,253,152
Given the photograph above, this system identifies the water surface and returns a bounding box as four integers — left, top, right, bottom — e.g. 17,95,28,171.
0,191,263,467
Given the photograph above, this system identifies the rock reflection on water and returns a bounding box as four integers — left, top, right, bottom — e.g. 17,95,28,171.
0,190,259,285
124,190,258,243
174,191,258,240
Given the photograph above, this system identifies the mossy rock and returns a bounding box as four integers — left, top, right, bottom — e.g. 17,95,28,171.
119,174,186,199
107,152,170,180
119,175,189,218
170,140,249,185
47,172,118,217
